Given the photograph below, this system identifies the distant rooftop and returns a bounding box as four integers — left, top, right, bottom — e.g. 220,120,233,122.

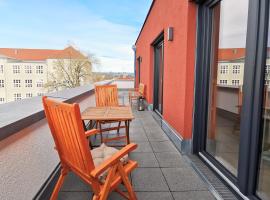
0,46,86,61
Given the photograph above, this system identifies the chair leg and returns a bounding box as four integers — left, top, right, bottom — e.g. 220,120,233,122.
50,168,68,200
99,165,118,200
118,164,137,200
92,195,100,200
99,122,103,144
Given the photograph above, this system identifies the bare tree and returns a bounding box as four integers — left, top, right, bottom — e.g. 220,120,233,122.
45,53,99,91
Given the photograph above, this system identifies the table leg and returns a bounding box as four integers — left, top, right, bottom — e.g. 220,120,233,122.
89,120,93,129
82,120,87,131
82,120,93,149
117,121,121,135
125,120,130,145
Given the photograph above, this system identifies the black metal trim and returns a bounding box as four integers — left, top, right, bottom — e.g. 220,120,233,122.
243,0,270,199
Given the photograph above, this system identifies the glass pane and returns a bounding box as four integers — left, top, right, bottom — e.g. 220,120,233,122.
257,8,270,200
206,0,249,176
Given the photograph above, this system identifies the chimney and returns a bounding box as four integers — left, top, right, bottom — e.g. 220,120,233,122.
14,49,18,55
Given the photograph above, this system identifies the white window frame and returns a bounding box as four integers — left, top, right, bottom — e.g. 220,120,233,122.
25,80,32,87
13,65,20,74
14,93,22,101
36,65,44,74
25,65,32,74
13,79,21,87
0,80,4,88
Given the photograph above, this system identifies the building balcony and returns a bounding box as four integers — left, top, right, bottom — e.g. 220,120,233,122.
0,79,235,200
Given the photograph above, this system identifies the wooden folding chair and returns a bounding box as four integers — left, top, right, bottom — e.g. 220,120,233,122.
129,83,145,106
95,84,119,107
42,96,138,200
94,84,123,142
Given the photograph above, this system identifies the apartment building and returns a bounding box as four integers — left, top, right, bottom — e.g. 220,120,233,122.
217,48,270,87
0,46,85,104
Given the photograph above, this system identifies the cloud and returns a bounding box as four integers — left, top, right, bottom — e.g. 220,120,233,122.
219,0,249,48
0,0,142,72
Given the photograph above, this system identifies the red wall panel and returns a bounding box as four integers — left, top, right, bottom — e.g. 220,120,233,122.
135,0,197,139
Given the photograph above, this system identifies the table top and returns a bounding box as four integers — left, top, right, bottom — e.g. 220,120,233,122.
81,106,134,121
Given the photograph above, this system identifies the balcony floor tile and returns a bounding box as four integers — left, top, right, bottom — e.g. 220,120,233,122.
54,92,215,199
131,168,169,192
129,152,159,168
172,191,216,200
155,152,188,168
161,168,208,191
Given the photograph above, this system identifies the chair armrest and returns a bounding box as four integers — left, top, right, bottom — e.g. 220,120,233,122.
85,129,100,137
90,143,138,178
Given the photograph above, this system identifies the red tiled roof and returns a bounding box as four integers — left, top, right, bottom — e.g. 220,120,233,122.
218,48,246,61
0,46,86,61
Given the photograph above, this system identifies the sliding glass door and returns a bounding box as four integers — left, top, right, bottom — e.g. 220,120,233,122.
193,0,270,198
153,36,164,115
257,9,270,199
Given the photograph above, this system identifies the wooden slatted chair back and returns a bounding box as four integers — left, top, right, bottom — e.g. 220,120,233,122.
95,84,119,107
138,83,145,96
42,97,95,178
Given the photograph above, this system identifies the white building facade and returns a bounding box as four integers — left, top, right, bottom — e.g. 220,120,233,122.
0,46,85,104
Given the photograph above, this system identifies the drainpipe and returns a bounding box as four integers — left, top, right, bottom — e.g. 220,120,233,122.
132,45,136,88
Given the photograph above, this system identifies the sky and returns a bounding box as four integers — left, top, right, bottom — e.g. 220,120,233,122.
0,0,152,72
219,0,249,48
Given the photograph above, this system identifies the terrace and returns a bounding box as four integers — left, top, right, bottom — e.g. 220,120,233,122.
0,80,235,200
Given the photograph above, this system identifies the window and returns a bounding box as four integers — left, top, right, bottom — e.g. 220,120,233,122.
0,65,3,73
37,92,44,96
25,80,32,87
265,65,270,81
194,0,270,198
232,80,240,86
0,97,4,103
36,79,43,87
220,65,228,74
13,65,20,74
26,93,33,98
13,93,21,101
0,80,4,88
25,66,32,74
13,79,21,87
219,80,227,85
36,65,43,74
194,0,249,178
232,65,241,74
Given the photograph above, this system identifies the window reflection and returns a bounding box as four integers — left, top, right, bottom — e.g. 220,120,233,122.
206,0,249,176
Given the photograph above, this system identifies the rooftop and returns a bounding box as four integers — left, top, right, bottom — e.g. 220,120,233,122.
0,46,85,61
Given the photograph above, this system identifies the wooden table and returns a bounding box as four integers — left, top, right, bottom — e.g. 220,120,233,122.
81,106,134,146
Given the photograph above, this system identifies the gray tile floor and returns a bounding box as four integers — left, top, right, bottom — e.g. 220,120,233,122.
57,92,216,200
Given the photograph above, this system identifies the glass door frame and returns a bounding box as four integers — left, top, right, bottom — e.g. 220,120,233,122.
192,0,270,198
153,33,164,116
